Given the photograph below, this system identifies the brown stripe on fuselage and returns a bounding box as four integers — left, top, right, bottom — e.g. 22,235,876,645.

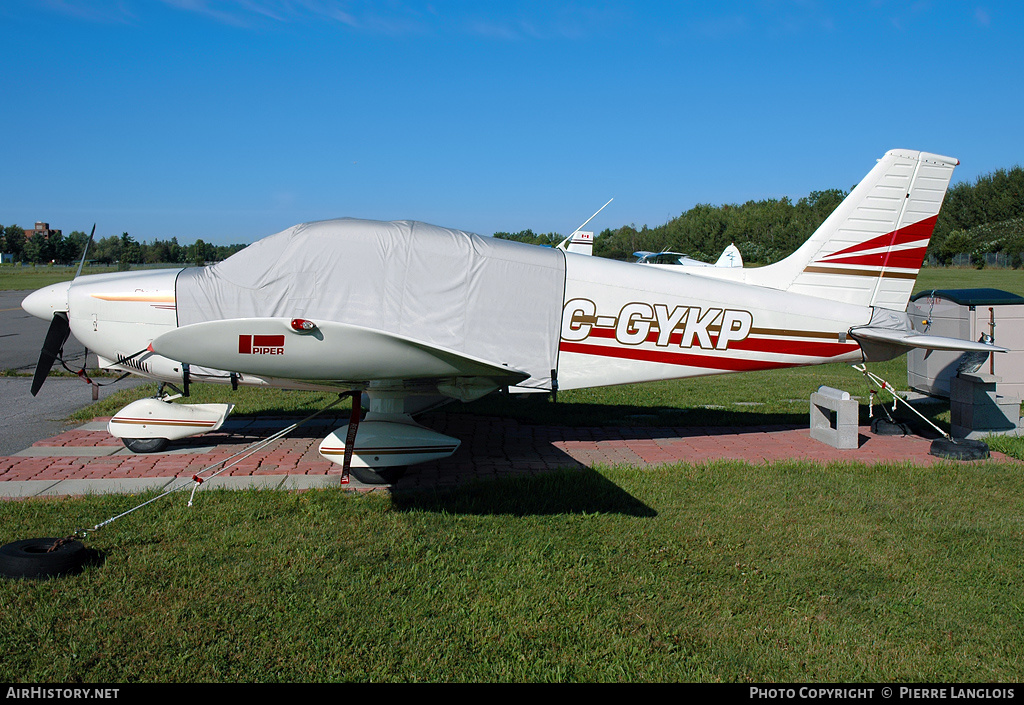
801,265,918,280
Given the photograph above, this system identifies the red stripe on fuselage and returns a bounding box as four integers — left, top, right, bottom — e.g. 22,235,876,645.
558,341,801,372
584,327,859,358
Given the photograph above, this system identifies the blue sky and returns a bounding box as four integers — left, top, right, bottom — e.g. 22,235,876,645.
2,1,1021,245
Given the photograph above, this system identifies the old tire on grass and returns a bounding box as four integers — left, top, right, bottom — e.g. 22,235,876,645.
123,437,169,453
0,538,91,580
929,438,990,461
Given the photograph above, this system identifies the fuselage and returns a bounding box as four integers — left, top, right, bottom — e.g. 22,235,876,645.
23,250,873,398
556,252,870,390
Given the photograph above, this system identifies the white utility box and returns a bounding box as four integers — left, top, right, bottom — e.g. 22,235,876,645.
907,288,1024,399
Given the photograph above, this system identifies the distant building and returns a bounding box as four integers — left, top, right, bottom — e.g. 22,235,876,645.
2,222,62,262
27,222,62,240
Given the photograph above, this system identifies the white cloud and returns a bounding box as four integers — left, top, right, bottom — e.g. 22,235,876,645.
158,0,431,33
35,0,136,23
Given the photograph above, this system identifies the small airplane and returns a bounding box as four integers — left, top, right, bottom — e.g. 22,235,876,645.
633,243,744,269
21,149,1002,480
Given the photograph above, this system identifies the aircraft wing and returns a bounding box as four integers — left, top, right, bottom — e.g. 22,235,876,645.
149,318,531,385
849,326,1008,353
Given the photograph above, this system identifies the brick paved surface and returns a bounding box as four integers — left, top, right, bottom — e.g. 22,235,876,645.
1,412,1016,497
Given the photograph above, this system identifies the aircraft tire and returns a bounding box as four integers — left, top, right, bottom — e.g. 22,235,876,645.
123,437,169,453
0,538,92,580
929,438,990,461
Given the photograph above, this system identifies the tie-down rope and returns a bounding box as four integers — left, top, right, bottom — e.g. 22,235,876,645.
851,364,953,442
62,391,357,544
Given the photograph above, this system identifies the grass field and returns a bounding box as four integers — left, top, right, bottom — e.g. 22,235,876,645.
0,263,180,291
2,265,1023,682
2,460,1022,682
914,267,1024,297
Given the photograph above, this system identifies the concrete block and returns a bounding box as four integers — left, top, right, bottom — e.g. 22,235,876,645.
951,373,1000,405
949,372,1021,439
810,388,859,450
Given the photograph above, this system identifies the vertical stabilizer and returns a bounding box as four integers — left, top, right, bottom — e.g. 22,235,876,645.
557,198,612,257
773,150,957,308
715,243,743,268
557,230,594,255
696,150,958,311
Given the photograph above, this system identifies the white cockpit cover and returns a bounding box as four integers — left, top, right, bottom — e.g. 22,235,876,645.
175,219,566,389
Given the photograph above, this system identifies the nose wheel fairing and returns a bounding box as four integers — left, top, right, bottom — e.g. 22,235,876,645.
108,397,234,449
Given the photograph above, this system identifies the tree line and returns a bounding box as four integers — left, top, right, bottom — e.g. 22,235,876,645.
929,167,1024,266
7,163,1020,269
491,229,565,248
495,165,1024,267
589,189,848,264
0,227,247,267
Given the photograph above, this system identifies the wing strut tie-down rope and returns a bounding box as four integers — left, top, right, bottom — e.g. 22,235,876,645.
851,364,951,441
63,391,355,543
340,393,360,485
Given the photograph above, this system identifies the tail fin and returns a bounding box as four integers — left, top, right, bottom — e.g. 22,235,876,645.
557,230,594,255
714,243,743,268
724,150,958,310
557,198,612,256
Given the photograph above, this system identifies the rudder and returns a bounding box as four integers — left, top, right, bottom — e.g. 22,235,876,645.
704,150,959,310
775,149,958,309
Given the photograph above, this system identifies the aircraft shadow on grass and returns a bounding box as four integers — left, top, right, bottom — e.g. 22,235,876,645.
389,467,658,519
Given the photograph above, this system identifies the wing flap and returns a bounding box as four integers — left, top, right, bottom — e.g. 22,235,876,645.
150,318,530,385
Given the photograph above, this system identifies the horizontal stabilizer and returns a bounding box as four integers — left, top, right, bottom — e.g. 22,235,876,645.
849,327,1009,353
150,318,531,384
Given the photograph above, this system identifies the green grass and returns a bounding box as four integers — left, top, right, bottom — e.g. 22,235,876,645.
0,264,180,291
2,460,1022,682
915,267,1024,296
68,383,352,422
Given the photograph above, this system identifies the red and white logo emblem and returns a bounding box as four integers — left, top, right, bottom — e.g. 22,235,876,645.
238,334,285,355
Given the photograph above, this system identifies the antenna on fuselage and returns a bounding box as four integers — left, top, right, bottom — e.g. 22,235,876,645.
557,198,613,253
74,224,96,279
571,198,613,236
